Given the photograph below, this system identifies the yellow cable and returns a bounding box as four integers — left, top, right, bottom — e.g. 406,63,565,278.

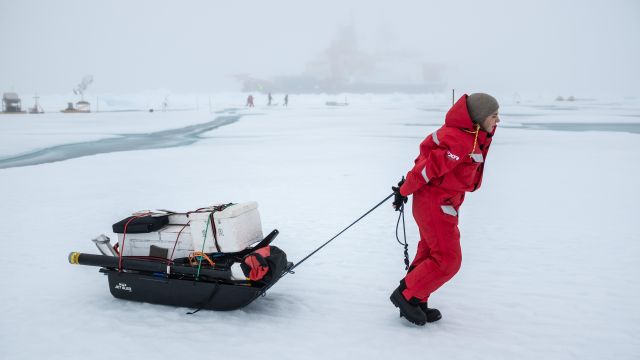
462,124,480,156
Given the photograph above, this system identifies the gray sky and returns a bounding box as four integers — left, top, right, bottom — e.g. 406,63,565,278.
1,0,639,97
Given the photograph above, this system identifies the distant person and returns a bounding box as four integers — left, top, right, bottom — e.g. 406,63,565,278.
246,95,254,107
268,93,273,106
283,94,288,107
390,93,500,326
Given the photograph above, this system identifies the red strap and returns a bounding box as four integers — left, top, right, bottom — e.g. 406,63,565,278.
118,213,151,271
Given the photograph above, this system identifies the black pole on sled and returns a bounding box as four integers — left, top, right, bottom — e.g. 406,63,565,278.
288,193,395,272
68,252,231,280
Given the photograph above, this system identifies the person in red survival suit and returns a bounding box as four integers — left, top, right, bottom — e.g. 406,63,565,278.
389,93,500,326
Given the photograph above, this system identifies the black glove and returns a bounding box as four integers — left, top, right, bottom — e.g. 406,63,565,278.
392,177,408,211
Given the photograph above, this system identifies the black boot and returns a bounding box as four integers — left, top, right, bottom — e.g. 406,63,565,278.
390,284,427,326
419,303,442,323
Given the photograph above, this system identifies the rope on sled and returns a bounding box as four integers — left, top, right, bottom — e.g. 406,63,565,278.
193,203,235,280
195,215,212,280
118,212,153,272
169,221,191,261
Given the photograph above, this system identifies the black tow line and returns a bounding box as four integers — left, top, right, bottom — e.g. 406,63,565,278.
283,192,410,277
396,203,410,270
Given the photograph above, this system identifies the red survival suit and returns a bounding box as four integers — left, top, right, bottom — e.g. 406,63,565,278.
399,94,495,303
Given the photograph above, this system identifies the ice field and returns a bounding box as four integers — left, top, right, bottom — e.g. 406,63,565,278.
0,93,638,359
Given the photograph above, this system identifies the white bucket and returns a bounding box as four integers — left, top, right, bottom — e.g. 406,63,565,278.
188,202,263,253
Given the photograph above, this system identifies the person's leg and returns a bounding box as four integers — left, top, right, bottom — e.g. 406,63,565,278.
402,210,462,303
407,224,431,272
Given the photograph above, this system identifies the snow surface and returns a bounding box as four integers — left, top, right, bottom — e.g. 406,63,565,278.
0,93,639,359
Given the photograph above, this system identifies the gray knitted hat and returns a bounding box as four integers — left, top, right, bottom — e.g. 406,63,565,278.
467,93,499,124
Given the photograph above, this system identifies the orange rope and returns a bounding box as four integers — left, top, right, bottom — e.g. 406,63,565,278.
189,252,215,267
462,124,480,156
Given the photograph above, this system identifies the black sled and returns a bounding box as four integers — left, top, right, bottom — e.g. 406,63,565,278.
70,229,291,311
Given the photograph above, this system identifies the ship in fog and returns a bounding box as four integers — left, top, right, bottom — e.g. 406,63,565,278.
238,24,445,94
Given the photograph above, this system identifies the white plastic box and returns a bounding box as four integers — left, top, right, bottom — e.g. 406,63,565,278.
117,224,193,259
188,202,263,253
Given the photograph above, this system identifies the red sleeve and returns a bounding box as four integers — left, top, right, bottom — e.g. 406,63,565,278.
400,130,466,196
